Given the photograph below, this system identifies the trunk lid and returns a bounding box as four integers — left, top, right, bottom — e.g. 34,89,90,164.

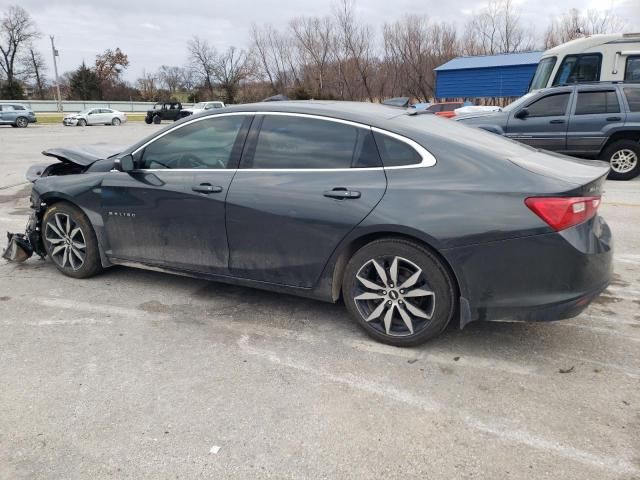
508,150,610,194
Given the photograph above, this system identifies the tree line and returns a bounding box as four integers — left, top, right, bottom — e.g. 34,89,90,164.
0,1,627,103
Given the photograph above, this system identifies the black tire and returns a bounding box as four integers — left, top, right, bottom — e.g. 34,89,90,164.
112,117,121,126
342,238,456,347
42,202,103,279
15,116,29,128
601,140,640,181
152,115,161,124
77,118,87,127
144,116,152,125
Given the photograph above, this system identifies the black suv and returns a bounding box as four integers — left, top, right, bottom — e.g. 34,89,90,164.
144,102,183,124
456,83,640,180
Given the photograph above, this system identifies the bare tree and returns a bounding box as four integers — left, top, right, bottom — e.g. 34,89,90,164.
23,46,46,99
251,23,300,94
463,0,533,55
384,15,458,101
212,46,253,104
157,65,182,94
136,70,158,101
0,5,40,98
290,16,334,97
543,8,626,49
333,0,376,102
188,36,217,95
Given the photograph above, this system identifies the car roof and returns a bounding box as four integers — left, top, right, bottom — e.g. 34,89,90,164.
221,100,407,124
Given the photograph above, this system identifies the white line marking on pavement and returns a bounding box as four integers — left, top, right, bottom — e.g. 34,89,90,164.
238,335,440,412
346,339,538,376
35,298,147,319
238,335,639,476
466,417,639,476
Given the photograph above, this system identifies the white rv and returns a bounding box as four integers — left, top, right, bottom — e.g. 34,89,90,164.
529,33,640,91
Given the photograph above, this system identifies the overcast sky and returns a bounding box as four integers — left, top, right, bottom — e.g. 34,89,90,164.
4,0,640,82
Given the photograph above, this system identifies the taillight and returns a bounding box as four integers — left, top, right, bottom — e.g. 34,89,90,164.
525,196,601,231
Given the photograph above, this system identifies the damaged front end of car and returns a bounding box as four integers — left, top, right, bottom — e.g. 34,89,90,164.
3,144,126,263
3,191,47,263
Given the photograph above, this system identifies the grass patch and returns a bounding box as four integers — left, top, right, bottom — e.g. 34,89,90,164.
35,113,146,124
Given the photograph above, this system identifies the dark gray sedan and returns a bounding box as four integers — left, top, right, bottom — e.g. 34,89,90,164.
4,102,612,346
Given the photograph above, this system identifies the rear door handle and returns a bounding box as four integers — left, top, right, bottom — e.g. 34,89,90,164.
323,188,361,199
606,116,621,122
192,183,223,194
549,119,565,124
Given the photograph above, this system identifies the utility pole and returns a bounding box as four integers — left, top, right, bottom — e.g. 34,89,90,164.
50,36,62,112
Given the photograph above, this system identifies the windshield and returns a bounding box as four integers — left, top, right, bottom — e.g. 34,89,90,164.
529,57,557,91
77,109,92,115
193,102,206,109
502,92,538,112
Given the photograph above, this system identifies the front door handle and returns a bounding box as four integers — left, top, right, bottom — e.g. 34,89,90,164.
606,116,621,122
549,119,565,124
323,188,361,199
192,183,223,194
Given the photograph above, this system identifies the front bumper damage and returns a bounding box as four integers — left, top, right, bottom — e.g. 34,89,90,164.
2,200,45,263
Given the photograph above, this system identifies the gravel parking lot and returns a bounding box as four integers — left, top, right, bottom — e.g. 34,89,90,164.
0,123,638,479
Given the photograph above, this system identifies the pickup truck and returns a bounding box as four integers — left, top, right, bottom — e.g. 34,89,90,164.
455,83,640,180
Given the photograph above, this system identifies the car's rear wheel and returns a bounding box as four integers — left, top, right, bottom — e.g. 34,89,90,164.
77,118,87,127
343,238,456,347
42,202,103,279
112,117,121,126
152,115,161,124
601,140,640,180
15,116,29,128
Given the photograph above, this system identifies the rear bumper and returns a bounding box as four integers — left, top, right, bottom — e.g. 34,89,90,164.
444,216,613,325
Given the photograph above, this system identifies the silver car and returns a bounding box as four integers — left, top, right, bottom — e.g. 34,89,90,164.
63,108,127,127
0,103,37,128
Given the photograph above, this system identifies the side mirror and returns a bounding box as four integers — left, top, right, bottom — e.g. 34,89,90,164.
515,108,529,119
113,154,135,172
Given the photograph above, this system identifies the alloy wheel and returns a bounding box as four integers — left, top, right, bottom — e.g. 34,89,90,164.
15,117,28,128
44,213,87,271
353,256,435,337
610,149,638,173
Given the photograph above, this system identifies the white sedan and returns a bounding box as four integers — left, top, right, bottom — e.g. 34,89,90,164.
63,108,127,127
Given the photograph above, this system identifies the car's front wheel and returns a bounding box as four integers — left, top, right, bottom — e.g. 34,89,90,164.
77,118,87,127
152,115,161,124
343,238,456,347
14,116,29,128
144,116,152,124
602,140,640,180
42,202,103,279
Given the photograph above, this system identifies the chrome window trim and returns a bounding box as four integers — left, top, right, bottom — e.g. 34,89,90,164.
131,110,437,172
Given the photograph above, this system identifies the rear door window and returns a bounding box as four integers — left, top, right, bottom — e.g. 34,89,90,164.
553,54,601,85
625,56,640,82
575,91,620,115
373,132,422,167
248,115,359,169
526,93,570,117
623,87,640,112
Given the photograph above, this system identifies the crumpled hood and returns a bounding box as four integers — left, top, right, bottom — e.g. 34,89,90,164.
42,143,127,167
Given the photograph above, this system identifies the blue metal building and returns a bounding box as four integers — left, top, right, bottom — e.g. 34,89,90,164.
434,51,543,99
